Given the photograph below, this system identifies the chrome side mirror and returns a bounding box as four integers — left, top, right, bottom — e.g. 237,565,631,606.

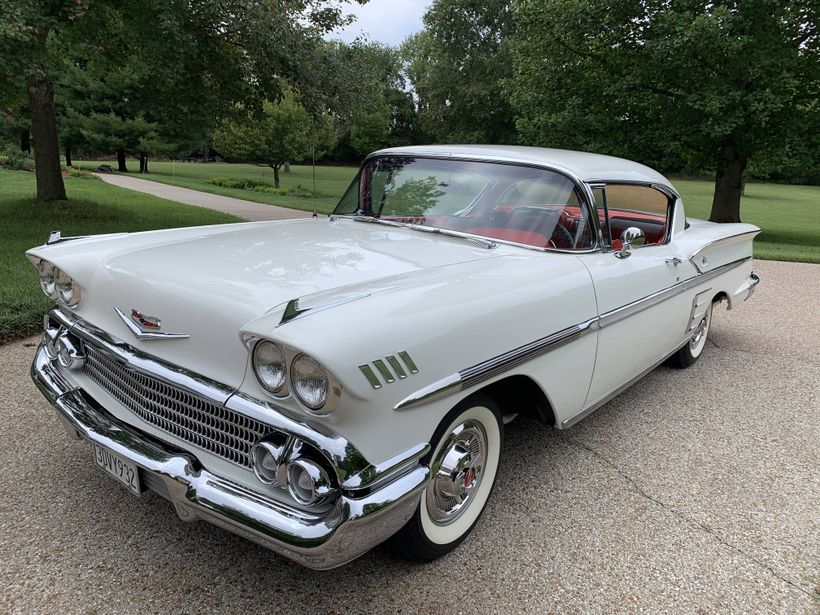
615,227,646,259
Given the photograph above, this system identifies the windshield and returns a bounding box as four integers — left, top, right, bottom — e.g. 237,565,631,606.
333,156,596,250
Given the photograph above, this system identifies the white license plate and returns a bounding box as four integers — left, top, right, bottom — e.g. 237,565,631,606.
93,443,141,496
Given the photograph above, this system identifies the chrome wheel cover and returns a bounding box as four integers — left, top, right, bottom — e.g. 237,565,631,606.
425,420,488,526
689,304,712,356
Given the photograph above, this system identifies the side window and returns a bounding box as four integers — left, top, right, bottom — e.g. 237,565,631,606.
601,184,671,248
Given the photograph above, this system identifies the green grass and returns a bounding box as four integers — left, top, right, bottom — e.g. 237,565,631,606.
75,159,357,215
674,179,820,263
0,169,240,343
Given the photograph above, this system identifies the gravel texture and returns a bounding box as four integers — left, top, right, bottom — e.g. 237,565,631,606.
1,259,818,614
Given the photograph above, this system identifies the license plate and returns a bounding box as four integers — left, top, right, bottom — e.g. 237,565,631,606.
93,443,141,496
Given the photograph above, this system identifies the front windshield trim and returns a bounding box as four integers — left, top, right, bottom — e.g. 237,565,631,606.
333,154,602,254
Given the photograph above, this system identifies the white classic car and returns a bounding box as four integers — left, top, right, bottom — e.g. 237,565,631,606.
29,145,760,568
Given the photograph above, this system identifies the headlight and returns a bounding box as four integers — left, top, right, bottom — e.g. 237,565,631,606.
55,268,81,307
39,261,57,299
252,340,287,393
290,353,329,411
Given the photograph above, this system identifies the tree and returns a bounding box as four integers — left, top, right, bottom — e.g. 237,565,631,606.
403,0,516,144
0,0,365,200
214,94,313,188
508,0,819,222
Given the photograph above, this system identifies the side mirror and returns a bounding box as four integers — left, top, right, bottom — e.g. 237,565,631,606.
615,226,646,259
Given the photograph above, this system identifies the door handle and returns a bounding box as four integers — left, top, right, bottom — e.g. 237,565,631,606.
665,257,682,266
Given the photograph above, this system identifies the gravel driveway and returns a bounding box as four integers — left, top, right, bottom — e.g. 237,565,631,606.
1,259,817,614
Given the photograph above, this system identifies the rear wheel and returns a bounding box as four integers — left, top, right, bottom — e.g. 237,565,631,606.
667,300,713,368
390,395,503,561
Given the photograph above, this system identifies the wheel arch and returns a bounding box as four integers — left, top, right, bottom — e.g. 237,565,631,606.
477,374,557,428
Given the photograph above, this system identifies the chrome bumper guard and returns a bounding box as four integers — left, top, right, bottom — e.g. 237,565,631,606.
32,346,429,569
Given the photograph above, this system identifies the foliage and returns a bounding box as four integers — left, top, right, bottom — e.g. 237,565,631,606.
0,145,34,171
403,0,516,144
209,176,321,197
507,0,820,220
213,93,319,187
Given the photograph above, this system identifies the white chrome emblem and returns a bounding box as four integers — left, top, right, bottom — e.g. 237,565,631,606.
115,307,189,340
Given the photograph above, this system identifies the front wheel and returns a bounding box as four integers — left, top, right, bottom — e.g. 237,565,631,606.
390,395,503,561
667,300,713,368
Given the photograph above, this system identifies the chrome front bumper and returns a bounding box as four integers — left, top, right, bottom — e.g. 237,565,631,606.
31,345,429,569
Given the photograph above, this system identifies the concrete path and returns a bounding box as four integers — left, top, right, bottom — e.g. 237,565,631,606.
95,173,315,221
1,259,818,613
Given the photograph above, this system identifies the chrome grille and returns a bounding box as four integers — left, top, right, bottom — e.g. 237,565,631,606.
82,343,269,468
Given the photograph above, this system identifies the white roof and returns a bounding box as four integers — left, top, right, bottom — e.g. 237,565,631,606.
373,145,677,195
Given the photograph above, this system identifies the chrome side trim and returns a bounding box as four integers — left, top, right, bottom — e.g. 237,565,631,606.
689,230,761,273
394,257,751,412
114,307,189,340
394,319,597,411
597,257,750,330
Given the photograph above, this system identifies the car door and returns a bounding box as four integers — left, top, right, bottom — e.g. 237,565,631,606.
579,183,691,408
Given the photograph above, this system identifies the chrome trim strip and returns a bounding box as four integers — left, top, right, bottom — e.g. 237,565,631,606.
597,257,750,330
689,230,761,273
278,293,371,327
114,307,190,340
394,257,751,411
394,319,597,411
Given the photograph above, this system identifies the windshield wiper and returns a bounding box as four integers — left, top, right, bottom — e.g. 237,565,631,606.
346,215,498,250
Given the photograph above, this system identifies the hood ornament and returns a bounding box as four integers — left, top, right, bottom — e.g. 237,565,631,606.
115,307,189,340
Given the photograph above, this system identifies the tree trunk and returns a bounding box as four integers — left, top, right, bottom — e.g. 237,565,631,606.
709,139,746,223
284,161,290,173
117,148,128,172
20,129,30,153
139,153,149,173
273,165,280,188
65,143,72,167
26,71,67,200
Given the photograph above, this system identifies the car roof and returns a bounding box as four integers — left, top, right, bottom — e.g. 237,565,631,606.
371,144,678,195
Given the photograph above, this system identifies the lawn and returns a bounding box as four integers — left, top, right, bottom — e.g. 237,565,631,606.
74,159,357,216
0,169,240,343
75,159,820,263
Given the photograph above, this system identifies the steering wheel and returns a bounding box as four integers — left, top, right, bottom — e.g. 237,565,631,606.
549,217,575,249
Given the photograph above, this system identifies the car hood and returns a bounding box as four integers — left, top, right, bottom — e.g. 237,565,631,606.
35,218,502,389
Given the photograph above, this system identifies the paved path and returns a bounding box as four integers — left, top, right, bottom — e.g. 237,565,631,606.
1,260,818,613
95,173,315,221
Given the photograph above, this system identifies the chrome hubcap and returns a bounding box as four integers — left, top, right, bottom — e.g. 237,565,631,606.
426,420,487,525
690,306,711,353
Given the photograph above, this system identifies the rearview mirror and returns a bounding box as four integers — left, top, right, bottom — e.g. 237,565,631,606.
615,227,646,259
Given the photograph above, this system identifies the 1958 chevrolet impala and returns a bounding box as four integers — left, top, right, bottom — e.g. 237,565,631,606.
29,145,760,568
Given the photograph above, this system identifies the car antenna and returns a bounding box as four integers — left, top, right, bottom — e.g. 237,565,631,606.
311,137,318,219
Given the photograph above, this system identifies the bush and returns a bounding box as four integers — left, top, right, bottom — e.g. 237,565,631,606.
0,146,34,171
62,166,99,180
210,176,322,198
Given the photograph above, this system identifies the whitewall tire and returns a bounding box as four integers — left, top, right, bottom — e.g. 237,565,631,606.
391,395,503,561
667,300,714,368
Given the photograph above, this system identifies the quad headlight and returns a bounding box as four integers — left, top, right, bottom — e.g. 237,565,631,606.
37,260,81,308
249,339,339,414
290,353,329,411
252,340,287,393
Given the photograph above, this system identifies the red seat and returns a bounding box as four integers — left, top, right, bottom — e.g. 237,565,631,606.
466,227,550,247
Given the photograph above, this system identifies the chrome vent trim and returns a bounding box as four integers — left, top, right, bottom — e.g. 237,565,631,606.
360,351,419,389
82,343,270,468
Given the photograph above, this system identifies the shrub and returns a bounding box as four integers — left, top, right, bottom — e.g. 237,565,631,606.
0,146,34,171
62,166,99,180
